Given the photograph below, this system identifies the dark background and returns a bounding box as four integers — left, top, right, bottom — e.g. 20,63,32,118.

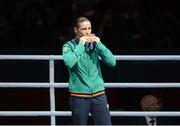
0,0,180,125
0,0,180,55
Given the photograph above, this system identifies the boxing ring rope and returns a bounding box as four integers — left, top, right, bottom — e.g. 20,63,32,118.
1,55,180,125
1,82,180,88
1,111,180,117
1,55,180,60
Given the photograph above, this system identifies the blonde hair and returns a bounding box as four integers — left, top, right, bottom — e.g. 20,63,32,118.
74,17,91,28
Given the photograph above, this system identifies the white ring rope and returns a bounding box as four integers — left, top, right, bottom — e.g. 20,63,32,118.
0,111,180,117
0,55,180,60
0,82,180,88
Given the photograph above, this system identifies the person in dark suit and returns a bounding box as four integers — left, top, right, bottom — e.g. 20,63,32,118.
140,94,162,125
133,94,180,125
112,94,163,125
111,94,180,125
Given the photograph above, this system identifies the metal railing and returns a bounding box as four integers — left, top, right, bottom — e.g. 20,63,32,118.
1,55,180,125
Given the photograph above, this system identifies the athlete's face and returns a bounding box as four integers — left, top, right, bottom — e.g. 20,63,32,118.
74,21,92,39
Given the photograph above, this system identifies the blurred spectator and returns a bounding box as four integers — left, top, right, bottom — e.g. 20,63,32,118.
0,14,17,48
14,0,56,48
49,0,73,50
0,0,18,48
131,94,180,125
97,9,116,53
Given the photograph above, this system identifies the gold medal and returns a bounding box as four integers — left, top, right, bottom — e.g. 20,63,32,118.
86,34,94,42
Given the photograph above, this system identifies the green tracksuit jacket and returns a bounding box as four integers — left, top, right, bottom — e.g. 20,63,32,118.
62,39,116,94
